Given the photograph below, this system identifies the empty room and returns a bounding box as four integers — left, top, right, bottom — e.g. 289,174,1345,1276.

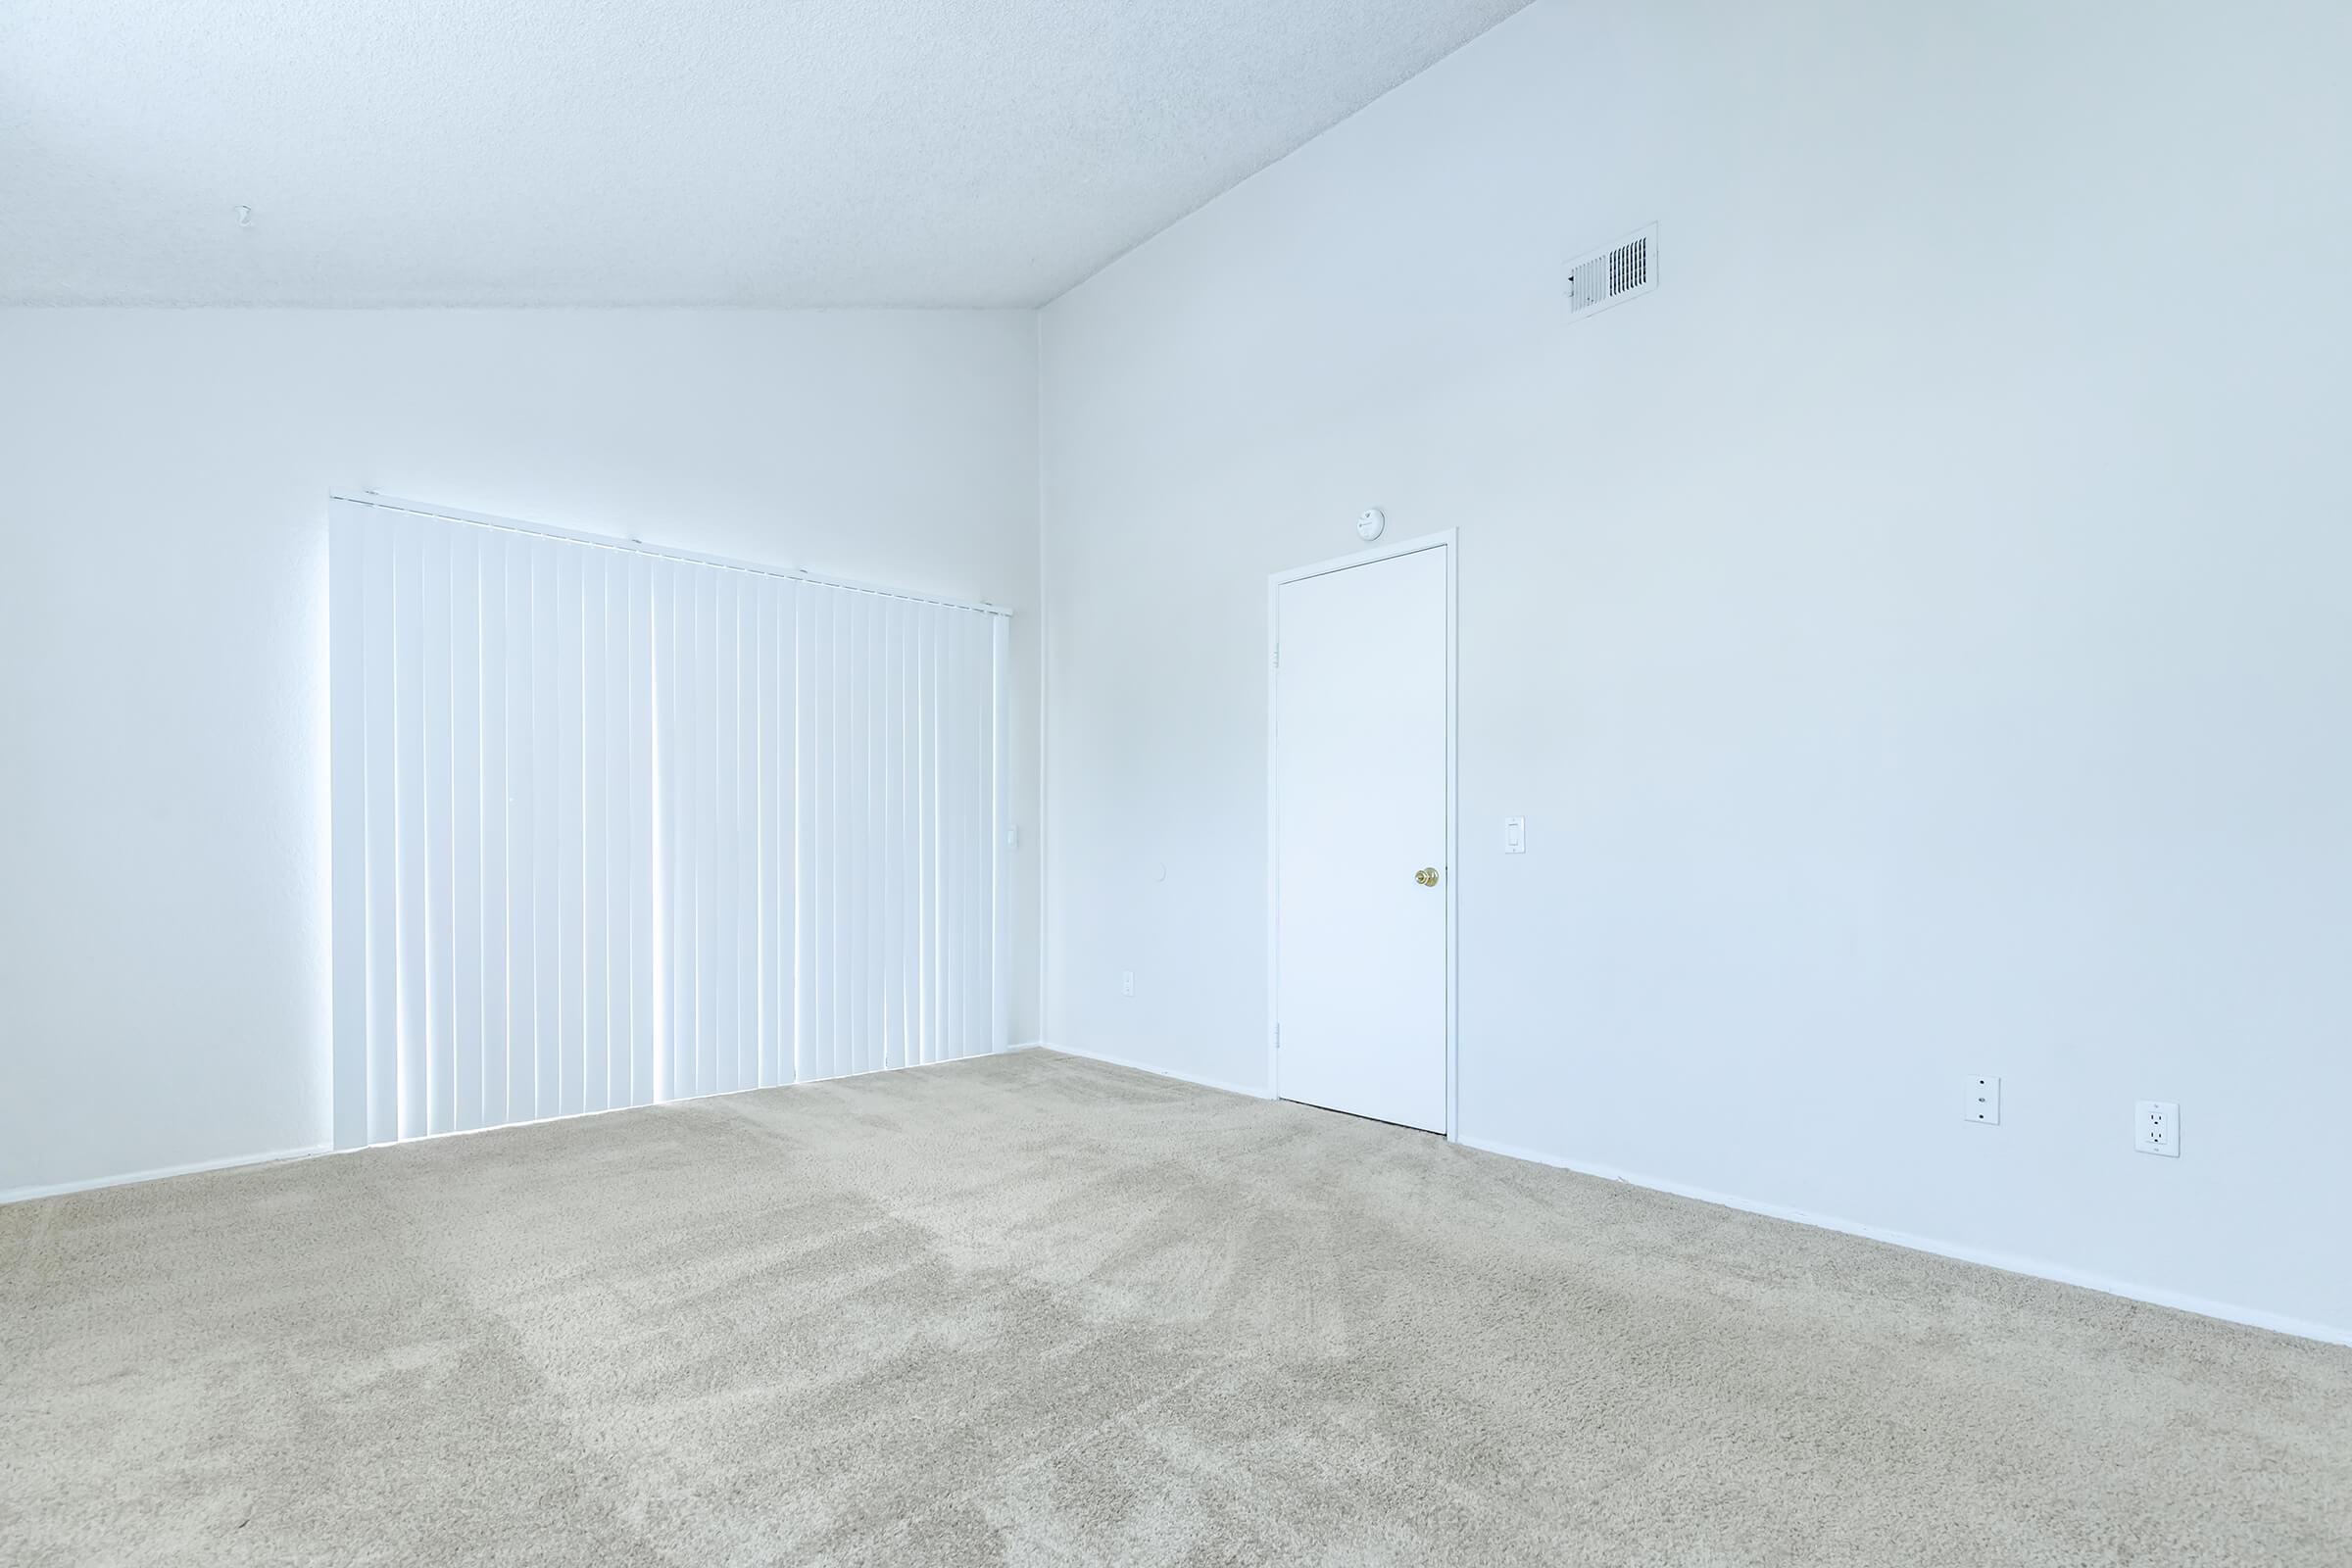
3,1,2348,1563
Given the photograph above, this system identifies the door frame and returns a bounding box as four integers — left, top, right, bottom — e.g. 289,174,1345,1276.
1266,528,1458,1140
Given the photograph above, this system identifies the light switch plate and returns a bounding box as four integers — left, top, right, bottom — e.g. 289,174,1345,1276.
1965,1075,1999,1124
1503,815,1526,854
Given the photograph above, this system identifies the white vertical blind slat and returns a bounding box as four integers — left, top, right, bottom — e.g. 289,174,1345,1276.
916,603,940,1065
666,560,693,1102
581,550,611,1117
530,540,561,1122
946,607,966,1062
943,607,967,1062
363,518,399,1144
696,569,720,1099
626,555,656,1106
555,545,585,1119
602,556,629,1113
422,521,456,1137
839,593,860,1079
967,613,991,1060
671,560,695,1103
656,560,683,1102
882,598,906,1071
954,611,972,1063
331,500,1005,1142
991,612,1010,1056
477,530,509,1132
392,523,428,1135
738,583,759,1093
793,583,817,1085
836,593,854,1079
849,594,873,1076
326,503,368,1152
756,581,781,1089
708,576,729,1097
503,532,536,1124
815,589,839,1079
450,526,484,1134
711,574,737,1098
778,581,799,1088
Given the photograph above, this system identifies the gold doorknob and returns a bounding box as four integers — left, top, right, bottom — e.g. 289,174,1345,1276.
1415,866,1440,887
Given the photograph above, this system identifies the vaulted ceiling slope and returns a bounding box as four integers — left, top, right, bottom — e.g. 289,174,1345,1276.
0,0,1531,307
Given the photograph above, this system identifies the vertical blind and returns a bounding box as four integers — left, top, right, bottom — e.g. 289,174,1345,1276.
328,496,1008,1150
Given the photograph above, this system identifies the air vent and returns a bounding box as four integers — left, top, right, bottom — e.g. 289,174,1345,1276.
1565,223,1658,318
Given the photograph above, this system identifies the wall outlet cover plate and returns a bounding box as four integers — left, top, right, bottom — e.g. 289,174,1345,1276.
2135,1101,2179,1156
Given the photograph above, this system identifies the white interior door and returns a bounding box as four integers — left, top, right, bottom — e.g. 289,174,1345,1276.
1274,542,1448,1133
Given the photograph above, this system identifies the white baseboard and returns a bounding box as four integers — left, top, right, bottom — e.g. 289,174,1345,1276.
1003,1039,1047,1053
1453,1133,2351,1349
1042,1044,1273,1102
1024,1040,2349,1347
0,1144,334,1207
15,1072,2336,1348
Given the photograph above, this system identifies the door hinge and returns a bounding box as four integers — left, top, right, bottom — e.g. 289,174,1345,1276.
1274,1024,1281,1049
1272,644,1280,669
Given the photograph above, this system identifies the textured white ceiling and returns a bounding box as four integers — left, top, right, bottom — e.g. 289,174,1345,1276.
0,0,1530,307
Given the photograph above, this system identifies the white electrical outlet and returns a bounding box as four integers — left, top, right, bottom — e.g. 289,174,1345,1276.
1120,970,1135,998
2135,1101,2179,1156
1965,1075,2000,1125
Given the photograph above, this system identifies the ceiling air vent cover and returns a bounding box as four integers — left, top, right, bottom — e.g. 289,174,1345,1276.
1565,223,1658,318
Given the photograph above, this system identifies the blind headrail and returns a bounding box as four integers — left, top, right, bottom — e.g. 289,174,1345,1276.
332,491,1011,618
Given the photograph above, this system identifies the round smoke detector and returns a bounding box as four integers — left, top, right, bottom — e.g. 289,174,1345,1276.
1356,508,1387,543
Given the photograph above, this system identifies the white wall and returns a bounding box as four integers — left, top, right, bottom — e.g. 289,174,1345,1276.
0,309,1041,1196
1040,0,2352,1337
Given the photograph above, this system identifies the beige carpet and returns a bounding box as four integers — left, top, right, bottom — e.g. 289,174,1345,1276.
3,1051,2346,1566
